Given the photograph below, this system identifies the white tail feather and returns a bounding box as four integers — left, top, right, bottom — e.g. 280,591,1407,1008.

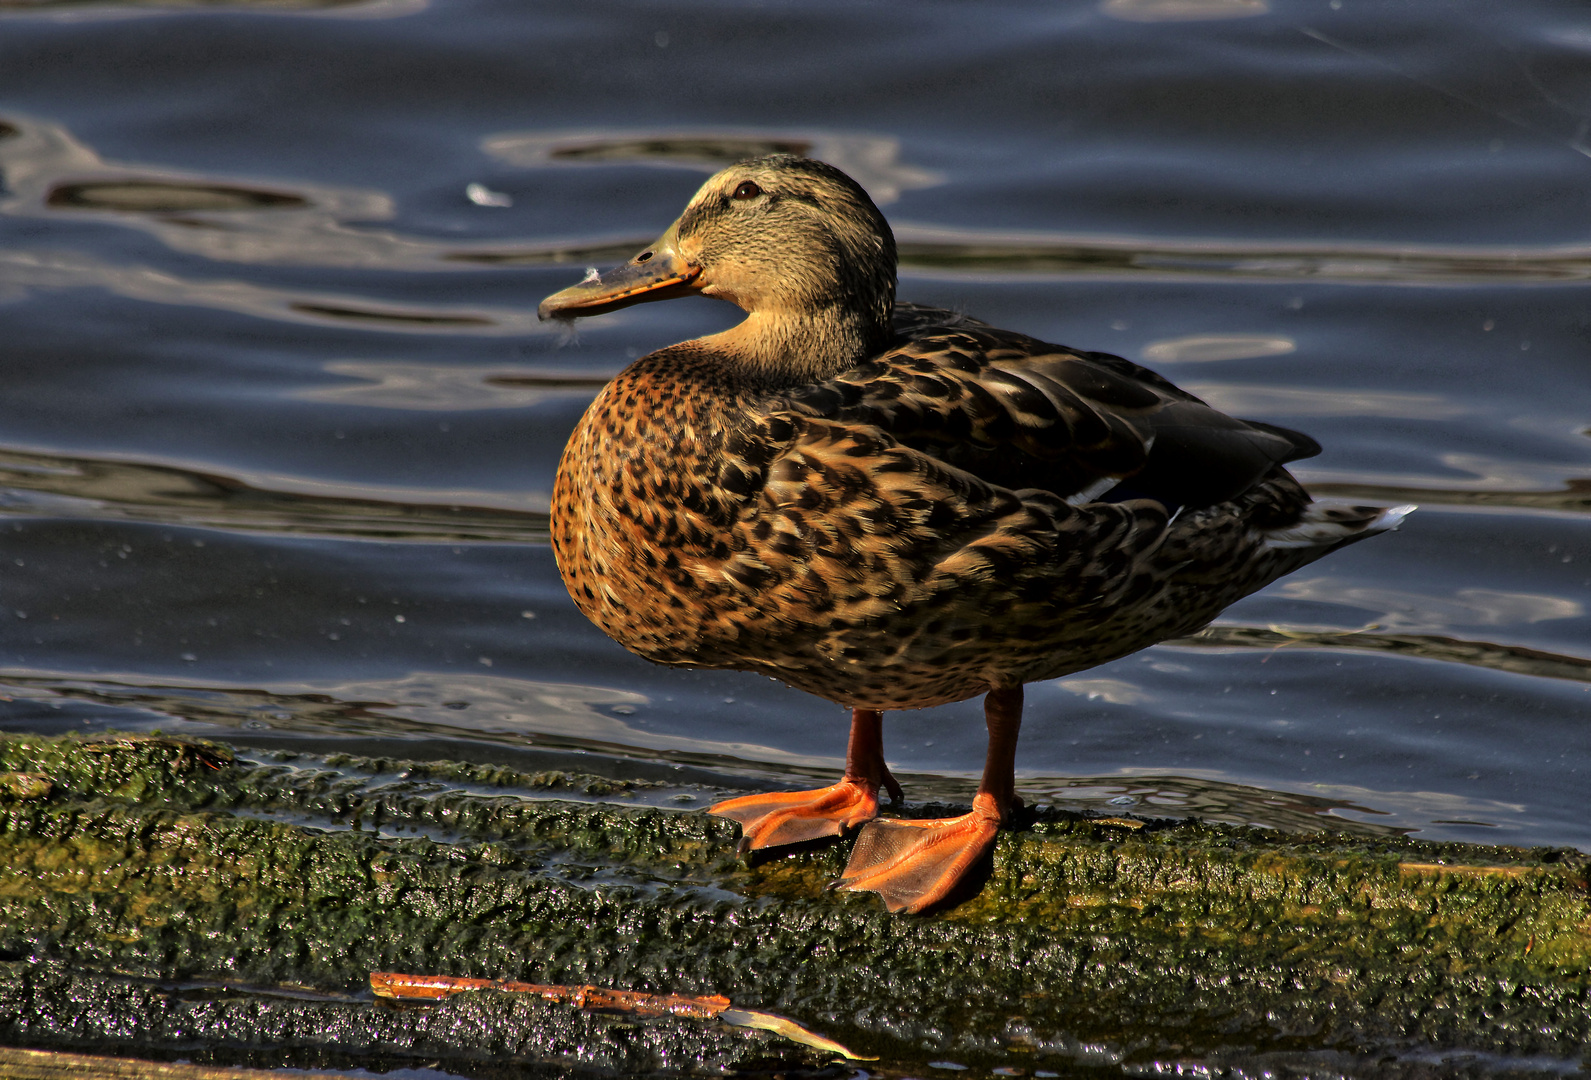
1263,503,1416,551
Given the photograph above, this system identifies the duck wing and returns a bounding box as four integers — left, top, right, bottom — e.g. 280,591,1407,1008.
781,305,1318,512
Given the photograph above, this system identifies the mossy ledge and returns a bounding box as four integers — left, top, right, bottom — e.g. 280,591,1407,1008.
0,733,1587,1079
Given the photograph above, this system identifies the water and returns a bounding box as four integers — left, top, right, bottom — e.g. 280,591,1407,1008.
1,0,1588,864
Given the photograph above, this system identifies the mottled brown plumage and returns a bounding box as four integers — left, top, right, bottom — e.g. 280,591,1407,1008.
541,155,1408,912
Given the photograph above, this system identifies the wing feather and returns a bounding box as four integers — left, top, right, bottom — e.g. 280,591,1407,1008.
776,305,1318,510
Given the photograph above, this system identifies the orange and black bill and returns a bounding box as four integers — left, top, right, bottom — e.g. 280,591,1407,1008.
537,220,699,320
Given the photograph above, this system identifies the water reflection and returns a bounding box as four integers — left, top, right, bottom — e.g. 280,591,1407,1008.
11,112,1591,289
1100,0,1268,21
0,115,410,267
0,246,550,333
0,448,549,541
0,666,1522,839
1140,334,1296,363
1172,624,1591,687
892,223,1591,284
1276,577,1584,631
0,0,422,19
0,667,828,768
1014,773,1523,840
482,128,942,204
1055,678,1151,706
48,180,310,211
1304,453,1591,510
300,362,611,412
1188,384,1469,420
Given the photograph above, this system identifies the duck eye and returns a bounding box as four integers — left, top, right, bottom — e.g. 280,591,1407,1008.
731,181,762,201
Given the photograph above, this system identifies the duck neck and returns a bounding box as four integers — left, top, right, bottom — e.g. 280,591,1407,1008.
699,303,890,388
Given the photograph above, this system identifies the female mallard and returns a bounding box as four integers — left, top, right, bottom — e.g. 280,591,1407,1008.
539,155,1408,913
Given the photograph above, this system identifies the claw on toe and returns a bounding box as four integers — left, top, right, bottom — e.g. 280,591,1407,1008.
708,778,884,853
833,792,1004,914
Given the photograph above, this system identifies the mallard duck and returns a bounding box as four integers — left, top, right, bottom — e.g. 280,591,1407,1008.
539,155,1409,913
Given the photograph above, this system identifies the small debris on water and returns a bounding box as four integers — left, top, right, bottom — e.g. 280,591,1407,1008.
465,182,512,207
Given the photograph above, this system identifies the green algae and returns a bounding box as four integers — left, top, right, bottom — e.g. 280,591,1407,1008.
0,733,1587,1078
0,773,51,801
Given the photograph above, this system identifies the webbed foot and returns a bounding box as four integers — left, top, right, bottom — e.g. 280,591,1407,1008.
709,777,893,854
832,792,1005,913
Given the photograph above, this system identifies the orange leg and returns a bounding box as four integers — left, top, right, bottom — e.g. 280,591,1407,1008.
708,707,904,855
834,685,1022,914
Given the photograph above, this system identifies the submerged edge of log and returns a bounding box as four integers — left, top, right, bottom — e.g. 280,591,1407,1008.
0,1046,363,1080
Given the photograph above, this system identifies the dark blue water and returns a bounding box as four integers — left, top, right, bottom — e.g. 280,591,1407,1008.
1,0,1588,866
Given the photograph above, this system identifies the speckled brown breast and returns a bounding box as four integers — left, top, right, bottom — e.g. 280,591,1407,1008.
551,332,1322,712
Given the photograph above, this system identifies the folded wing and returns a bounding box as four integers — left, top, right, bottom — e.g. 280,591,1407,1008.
778,304,1317,512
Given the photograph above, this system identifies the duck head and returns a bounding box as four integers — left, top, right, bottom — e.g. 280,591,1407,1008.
538,154,897,385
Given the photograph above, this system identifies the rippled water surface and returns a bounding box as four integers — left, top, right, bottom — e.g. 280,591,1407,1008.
2,0,1589,863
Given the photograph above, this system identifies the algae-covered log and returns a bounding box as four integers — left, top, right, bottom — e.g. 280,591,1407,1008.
0,733,1588,1078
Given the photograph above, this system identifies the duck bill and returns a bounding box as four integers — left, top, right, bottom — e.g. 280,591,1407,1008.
537,221,700,320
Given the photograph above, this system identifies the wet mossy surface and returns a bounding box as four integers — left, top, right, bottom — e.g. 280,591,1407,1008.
0,734,1588,1079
